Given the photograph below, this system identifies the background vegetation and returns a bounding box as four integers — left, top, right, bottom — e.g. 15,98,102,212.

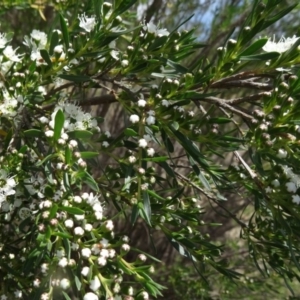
1,0,300,299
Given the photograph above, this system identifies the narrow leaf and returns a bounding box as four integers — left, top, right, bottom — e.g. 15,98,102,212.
53,109,65,141
59,14,69,49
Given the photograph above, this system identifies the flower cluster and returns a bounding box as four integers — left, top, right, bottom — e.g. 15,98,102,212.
263,35,299,53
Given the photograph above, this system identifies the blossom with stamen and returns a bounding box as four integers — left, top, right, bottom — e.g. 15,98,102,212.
263,35,299,53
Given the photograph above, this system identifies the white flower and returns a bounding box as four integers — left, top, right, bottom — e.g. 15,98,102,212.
81,266,90,277
3,46,22,62
83,292,99,300
56,249,65,258
45,130,54,137
90,276,101,291
71,242,79,251
102,141,109,148
0,33,9,48
141,291,149,300
58,257,68,268
138,99,147,107
292,194,300,205
265,186,272,193
69,140,78,148
277,149,287,159
97,256,107,266
78,13,96,32
85,223,93,231
138,138,148,148
81,248,92,258
286,182,297,193
39,116,49,124
74,226,84,236
271,179,280,187
64,219,74,228
162,99,170,107
0,170,16,204
33,278,41,287
95,211,103,220
109,249,116,258
129,114,140,123
30,30,47,45
263,35,299,53
54,45,64,54
143,134,152,142
60,278,70,290
105,220,114,231
147,148,155,157
128,156,137,163
14,290,22,299
110,50,119,60
41,293,49,300
100,249,109,258
122,243,130,252
145,22,169,37
146,115,155,125
121,59,129,67
41,263,48,274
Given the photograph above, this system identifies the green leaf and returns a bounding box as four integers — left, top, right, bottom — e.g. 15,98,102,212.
49,30,59,55
142,191,152,226
113,0,138,17
169,14,194,36
49,203,58,219
158,161,176,178
239,38,268,57
131,204,139,225
75,275,82,291
23,129,42,138
208,117,232,124
62,291,72,300
191,162,211,191
60,206,85,215
80,151,99,159
142,156,168,162
93,0,103,20
59,14,69,50
44,185,54,198
165,59,189,74
171,121,179,131
62,236,71,260
53,109,65,141
147,190,165,202
81,171,100,192
53,231,72,239
124,128,138,137
65,147,71,166
147,36,169,51
262,4,298,31
40,49,52,67
58,74,91,83
63,172,70,191
240,52,280,61
68,130,93,139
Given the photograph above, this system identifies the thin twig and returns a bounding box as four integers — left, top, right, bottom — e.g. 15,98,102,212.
211,80,273,91
175,171,248,229
196,96,254,120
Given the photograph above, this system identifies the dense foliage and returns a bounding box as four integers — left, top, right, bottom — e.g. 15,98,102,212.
1,0,300,299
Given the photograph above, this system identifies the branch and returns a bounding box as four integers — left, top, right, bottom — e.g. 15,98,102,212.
211,71,274,85
175,171,248,229
210,80,273,91
196,96,254,120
